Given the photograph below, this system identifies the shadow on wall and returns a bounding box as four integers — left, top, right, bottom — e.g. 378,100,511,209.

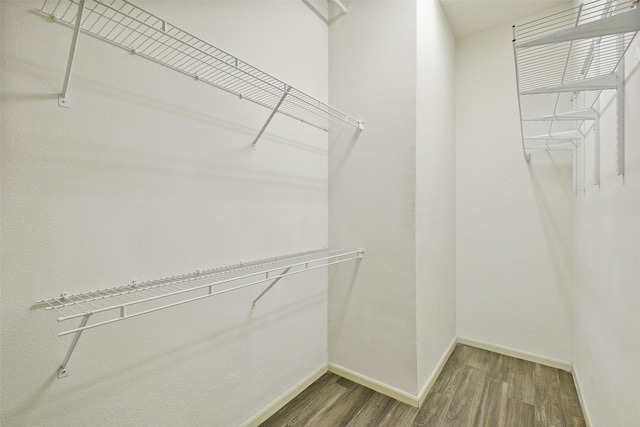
6,290,327,425
5,16,329,156
527,151,573,309
5,136,328,195
3,50,329,196
328,257,363,337
329,126,363,189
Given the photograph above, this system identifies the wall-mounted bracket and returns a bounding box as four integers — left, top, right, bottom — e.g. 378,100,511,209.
252,85,291,150
58,0,86,108
252,266,292,308
251,248,364,307
58,313,91,378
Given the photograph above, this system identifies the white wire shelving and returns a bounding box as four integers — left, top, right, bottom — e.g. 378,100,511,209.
37,247,364,378
37,0,364,148
513,0,639,189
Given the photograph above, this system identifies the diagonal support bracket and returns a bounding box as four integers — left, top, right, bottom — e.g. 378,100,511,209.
616,40,625,176
252,85,291,150
58,314,91,378
58,0,86,108
252,266,292,308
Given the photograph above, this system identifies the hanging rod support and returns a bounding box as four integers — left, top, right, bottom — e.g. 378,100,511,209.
252,266,292,308
58,0,86,108
252,86,291,150
58,313,91,378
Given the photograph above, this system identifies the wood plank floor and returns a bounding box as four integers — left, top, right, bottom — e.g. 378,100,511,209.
260,344,586,426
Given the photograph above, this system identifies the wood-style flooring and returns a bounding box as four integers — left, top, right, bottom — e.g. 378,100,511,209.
260,344,586,426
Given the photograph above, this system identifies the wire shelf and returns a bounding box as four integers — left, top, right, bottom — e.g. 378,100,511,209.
513,0,639,157
38,247,363,378
37,0,363,133
38,248,364,337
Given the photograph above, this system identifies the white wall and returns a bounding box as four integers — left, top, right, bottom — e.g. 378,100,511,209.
328,0,419,395
456,6,640,425
416,0,456,392
455,23,574,363
0,1,329,426
328,0,457,398
572,34,640,426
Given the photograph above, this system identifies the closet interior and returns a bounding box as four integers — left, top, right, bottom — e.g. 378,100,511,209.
1,0,638,426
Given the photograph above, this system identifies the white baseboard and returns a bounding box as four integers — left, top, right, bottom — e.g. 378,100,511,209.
327,363,420,407
571,364,593,427
456,336,573,372
244,337,579,426
417,336,458,406
241,365,327,427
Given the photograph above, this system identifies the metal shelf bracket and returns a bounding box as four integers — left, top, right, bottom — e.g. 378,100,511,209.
250,247,364,307
58,313,91,378
252,266,292,308
58,0,86,108
252,85,290,150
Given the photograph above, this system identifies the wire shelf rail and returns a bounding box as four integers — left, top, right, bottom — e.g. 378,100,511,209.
37,247,364,378
37,0,364,147
513,0,639,173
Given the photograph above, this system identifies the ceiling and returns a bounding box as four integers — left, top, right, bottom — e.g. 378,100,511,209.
439,0,573,39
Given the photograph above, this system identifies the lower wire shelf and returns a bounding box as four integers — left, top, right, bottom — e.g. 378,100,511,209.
37,247,364,378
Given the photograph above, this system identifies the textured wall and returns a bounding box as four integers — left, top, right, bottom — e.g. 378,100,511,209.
455,23,574,363
572,34,640,426
455,7,639,424
415,0,457,393
0,1,329,425
328,0,419,395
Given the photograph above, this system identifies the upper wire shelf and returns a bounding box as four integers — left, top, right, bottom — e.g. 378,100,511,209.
513,0,639,158
37,247,364,378
37,0,364,141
